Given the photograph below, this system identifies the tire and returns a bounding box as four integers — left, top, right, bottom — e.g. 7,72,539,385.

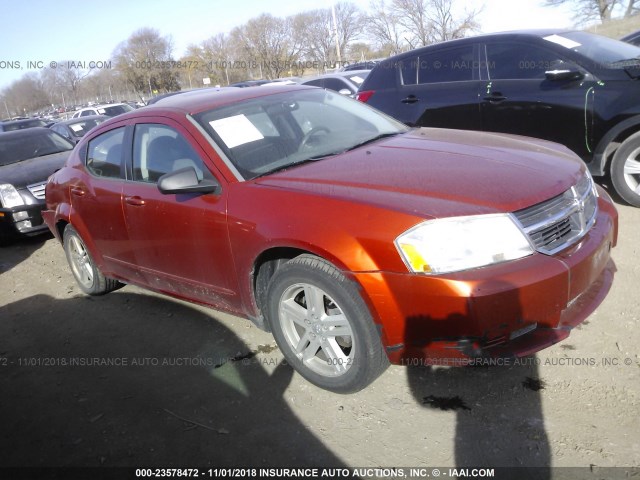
266,254,389,393
610,131,640,207
63,225,121,295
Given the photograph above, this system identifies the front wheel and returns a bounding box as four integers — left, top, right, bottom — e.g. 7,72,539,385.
63,225,121,295
610,132,640,207
266,254,388,393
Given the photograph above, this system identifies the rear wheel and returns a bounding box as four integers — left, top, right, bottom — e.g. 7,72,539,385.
63,225,121,295
611,132,640,207
266,254,388,393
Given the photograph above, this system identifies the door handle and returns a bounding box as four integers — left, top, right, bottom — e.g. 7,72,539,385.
483,93,507,103
125,196,146,206
401,95,419,104
70,186,85,197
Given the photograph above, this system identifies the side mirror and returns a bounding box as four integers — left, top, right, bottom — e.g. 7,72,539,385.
157,167,219,195
338,88,352,96
545,62,584,81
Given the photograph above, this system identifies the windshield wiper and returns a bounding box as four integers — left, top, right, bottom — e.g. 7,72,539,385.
342,132,401,153
253,157,326,179
252,132,402,179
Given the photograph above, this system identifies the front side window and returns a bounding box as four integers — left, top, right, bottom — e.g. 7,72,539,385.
132,124,212,183
86,127,125,178
486,43,564,80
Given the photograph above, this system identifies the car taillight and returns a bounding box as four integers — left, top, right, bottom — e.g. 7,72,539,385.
356,90,375,103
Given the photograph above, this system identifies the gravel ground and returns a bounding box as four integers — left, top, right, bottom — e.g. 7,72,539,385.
0,189,638,478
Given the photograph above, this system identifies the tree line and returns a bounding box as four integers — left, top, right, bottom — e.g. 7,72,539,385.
1,0,637,118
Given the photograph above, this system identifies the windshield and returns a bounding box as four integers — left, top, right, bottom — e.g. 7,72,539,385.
98,104,134,116
194,89,407,180
67,118,106,137
0,130,74,166
546,31,640,67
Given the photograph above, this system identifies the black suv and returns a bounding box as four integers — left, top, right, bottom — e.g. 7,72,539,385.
358,30,640,206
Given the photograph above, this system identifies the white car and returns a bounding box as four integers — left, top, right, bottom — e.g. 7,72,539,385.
72,103,134,119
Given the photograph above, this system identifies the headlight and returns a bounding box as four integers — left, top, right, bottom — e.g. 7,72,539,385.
395,214,534,274
0,184,25,208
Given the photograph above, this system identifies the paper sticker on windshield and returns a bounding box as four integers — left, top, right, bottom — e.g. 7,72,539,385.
69,124,83,132
543,34,581,49
209,114,264,148
97,108,106,114
350,75,364,84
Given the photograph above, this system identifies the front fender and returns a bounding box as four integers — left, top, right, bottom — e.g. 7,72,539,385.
591,114,640,176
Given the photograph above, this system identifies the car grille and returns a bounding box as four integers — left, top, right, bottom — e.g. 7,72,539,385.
513,173,598,255
27,182,47,200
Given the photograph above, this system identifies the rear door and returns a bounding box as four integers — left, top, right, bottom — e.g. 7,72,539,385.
71,125,139,280
388,44,483,130
480,41,595,160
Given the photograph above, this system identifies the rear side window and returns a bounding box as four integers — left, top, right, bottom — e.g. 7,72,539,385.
86,127,125,178
324,78,349,92
400,46,475,85
418,46,475,83
400,57,418,86
304,79,324,88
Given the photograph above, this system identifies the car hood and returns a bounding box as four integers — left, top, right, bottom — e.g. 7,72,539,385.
0,150,71,189
255,128,584,218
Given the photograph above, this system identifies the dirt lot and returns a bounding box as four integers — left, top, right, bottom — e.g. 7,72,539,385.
0,188,638,477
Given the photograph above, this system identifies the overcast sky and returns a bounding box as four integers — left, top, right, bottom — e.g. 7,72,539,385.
0,0,576,89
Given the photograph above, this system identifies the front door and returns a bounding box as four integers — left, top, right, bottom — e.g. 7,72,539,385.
480,41,595,160
121,120,239,311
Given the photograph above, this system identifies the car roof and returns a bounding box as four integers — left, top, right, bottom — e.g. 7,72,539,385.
379,29,580,61
106,85,316,120
0,126,52,139
303,70,371,82
1,118,46,126
78,103,129,111
54,115,109,126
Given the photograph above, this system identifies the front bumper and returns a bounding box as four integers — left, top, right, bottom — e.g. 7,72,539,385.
354,193,618,365
0,203,49,238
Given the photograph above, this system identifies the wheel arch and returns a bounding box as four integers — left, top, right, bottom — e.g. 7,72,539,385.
251,242,375,332
60,216,109,276
592,115,640,176
54,219,69,243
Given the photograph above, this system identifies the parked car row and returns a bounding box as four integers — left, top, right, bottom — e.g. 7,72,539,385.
71,102,135,118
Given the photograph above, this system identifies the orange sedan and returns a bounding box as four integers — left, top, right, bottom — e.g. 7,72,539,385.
43,86,617,392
